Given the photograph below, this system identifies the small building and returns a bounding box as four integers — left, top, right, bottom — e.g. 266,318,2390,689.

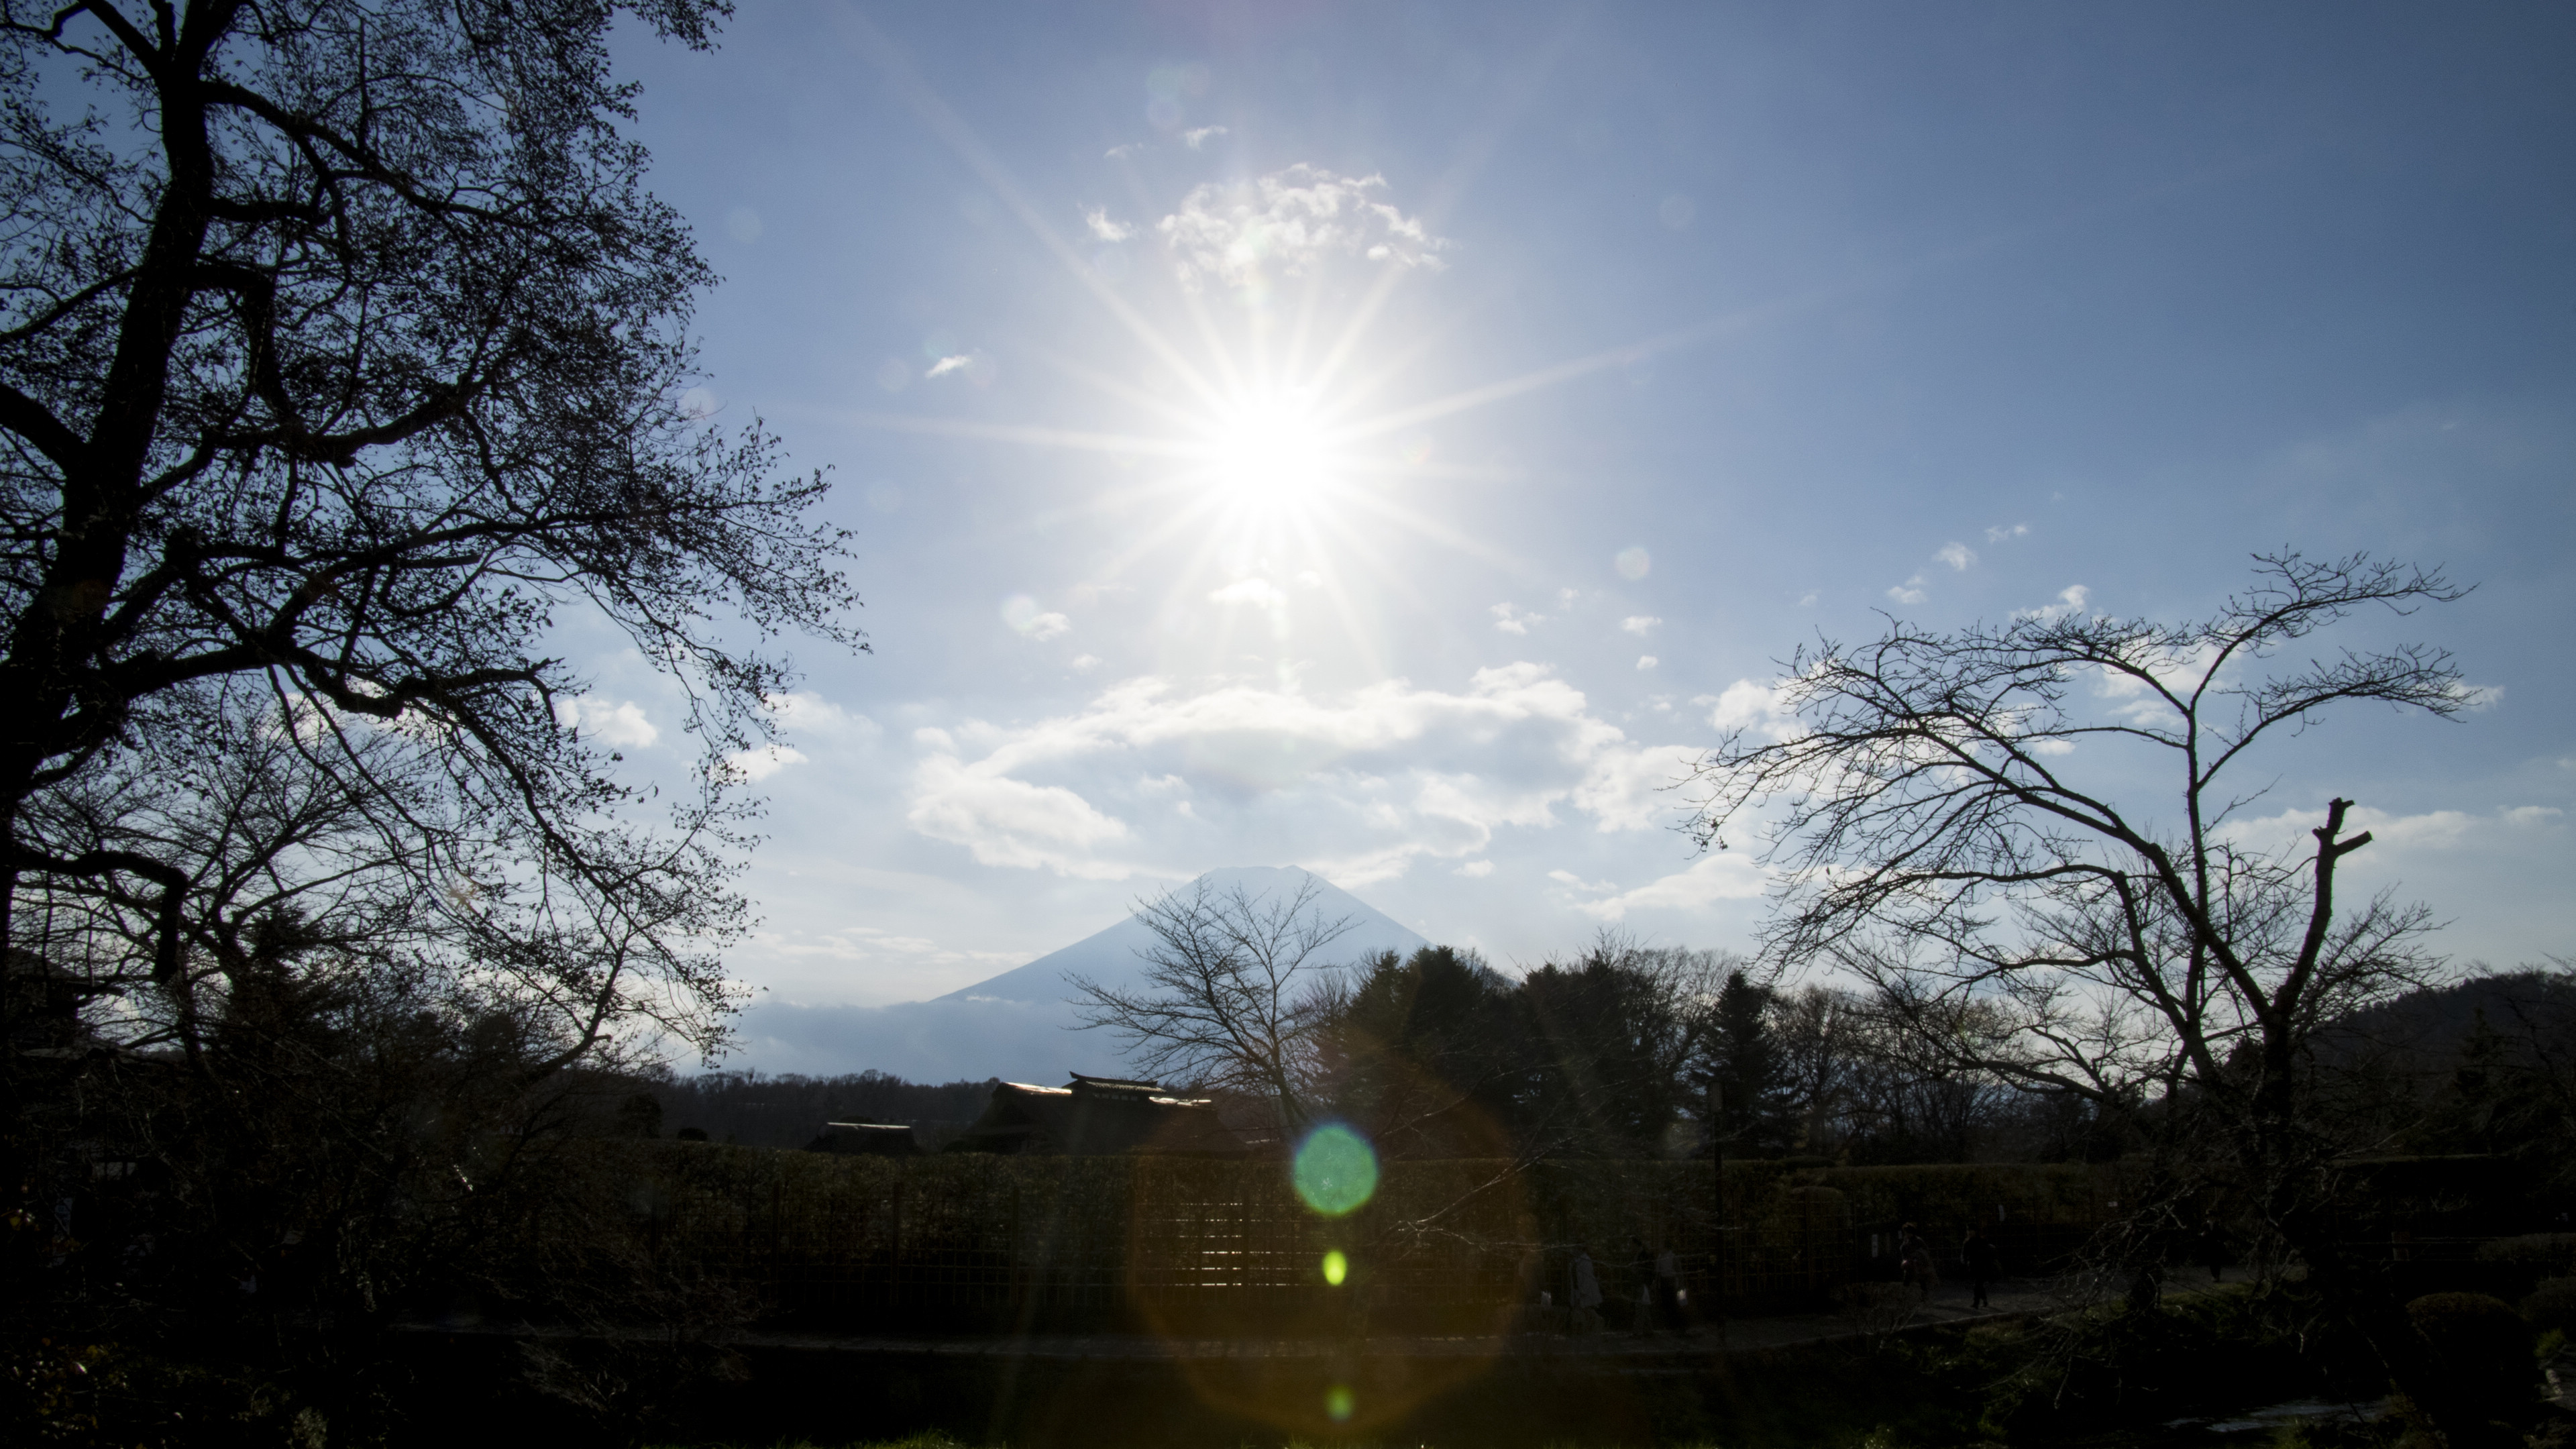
804,1122,926,1157
946,1073,1252,1158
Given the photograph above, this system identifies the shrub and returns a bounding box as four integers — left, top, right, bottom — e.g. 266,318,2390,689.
2476,1235,2576,1275
2406,1292,2536,1412
2520,1279,2576,1337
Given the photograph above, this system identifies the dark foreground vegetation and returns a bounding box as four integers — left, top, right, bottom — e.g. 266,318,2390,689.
396,1269,2576,1447
10,951,2571,1445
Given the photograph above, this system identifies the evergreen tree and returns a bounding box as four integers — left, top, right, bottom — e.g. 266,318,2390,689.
1707,969,1782,1152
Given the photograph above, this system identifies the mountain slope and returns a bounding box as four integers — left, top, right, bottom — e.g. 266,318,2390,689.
729,865,1430,1081
936,865,1430,1004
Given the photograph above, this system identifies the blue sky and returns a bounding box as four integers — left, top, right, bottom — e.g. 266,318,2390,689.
585,3,2573,1045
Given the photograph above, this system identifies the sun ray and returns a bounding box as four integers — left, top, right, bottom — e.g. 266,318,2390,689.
828,6,1231,414
834,411,1201,460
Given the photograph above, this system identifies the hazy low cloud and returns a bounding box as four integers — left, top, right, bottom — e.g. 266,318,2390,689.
1082,206,1135,241
1159,164,1452,290
1181,125,1228,150
1621,614,1662,635
1935,542,1978,571
1985,523,2029,543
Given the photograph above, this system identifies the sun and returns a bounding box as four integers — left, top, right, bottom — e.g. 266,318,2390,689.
1202,388,1334,509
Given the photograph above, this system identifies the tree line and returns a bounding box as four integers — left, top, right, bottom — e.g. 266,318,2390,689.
1074,884,2569,1185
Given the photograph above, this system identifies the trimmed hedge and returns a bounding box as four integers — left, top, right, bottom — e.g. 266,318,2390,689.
555,1144,2131,1332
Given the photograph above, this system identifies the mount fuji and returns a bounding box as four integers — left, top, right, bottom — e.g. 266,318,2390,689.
725,866,1431,1081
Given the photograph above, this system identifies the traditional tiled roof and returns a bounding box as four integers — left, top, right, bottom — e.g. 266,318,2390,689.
948,1074,1252,1157
804,1122,926,1156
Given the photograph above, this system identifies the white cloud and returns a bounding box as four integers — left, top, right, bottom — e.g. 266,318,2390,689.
1984,523,2029,543
1708,679,1803,743
1027,614,1071,641
1082,207,1135,241
1491,602,1543,635
1210,578,1288,608
1454,859,1495,877
1159,164,1451,290
2087,637,2222,720
1070,653,1102,672
900,663,1703,881
1567,741,1701,831
2449,682,2504,710
924,351,998,385
1621,614,1662,636
1887,576,1928,606
1106,142,1144,160
727,745,810,782
555,696,659,749
762,691,877,739
1935,542,1977,572
2221,802,2565,857
1636,655,1658,671
1574,853,1768,919
1181,125,1228,150
907,750,1135,878
2015,584,2091,623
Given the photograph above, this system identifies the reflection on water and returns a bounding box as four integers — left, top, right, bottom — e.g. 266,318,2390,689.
2158,1397,2390,1442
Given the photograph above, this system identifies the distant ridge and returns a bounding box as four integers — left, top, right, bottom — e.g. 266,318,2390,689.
728,866,1431,1081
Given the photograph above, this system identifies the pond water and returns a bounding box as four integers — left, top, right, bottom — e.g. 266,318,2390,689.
2157,1396,2390,1442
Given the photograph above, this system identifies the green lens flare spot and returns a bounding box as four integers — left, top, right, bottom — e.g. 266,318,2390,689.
1322,1248,1348,1286
1326,1384,1356,1424
1292,1124,1379,1218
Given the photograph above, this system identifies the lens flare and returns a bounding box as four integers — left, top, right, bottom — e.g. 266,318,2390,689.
1321,1248,1348,1286
1291,1123,1379,1217
1326,1384,1356,1424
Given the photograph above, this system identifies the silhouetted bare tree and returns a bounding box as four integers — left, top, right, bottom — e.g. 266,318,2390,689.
1683,552,2495,1442
0,0,859,1061
1,4,856,1435
1070,875,1356,1134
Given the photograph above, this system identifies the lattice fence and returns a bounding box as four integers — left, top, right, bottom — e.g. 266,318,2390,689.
602,1144,2125,1333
